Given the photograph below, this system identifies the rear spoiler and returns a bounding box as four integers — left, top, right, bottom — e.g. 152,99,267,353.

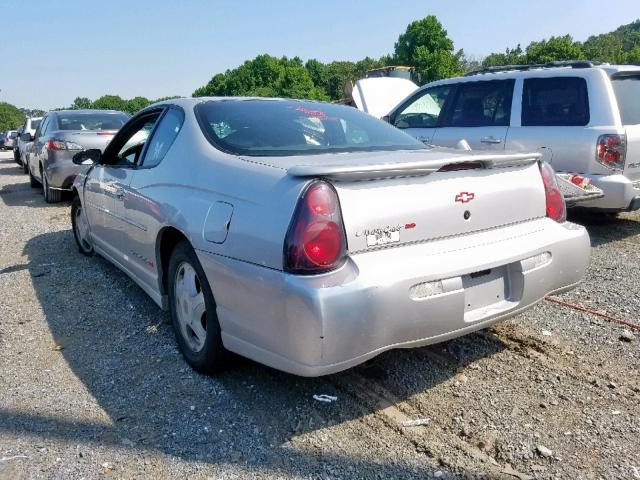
287,152,541,181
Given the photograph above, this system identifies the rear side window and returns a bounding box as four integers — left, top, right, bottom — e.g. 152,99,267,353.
522,77,589,126
445,80,515,127
393,85,453,129
141,108,185,168
611,75,640,125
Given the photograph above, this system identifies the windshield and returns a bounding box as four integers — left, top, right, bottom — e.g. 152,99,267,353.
611,75,640,125
30,119,41,130
57,112,129,131
195,99,425,157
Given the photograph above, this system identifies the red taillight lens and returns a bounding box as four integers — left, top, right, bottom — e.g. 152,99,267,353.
284,181,347,274
596,134,626,170
539,162,566,223
46,139,67,151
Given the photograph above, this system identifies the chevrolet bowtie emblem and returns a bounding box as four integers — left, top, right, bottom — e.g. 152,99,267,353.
455,192,475,203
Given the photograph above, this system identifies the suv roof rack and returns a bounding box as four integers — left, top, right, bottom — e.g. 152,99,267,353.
465,60,607,76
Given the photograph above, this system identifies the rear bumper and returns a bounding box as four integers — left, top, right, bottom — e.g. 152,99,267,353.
574,174,640,211
198,219,590,377
44,155,87,189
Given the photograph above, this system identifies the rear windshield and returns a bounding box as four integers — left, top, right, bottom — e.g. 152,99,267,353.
57,112,129,131
611,75,640,125
195,100,425,157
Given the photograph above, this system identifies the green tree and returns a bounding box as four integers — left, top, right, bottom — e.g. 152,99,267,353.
393,15,463,83
125,96,151,114
91,95,128,112
193,54,326,100
481,45,525,67
0,102,24,131
71,97,92,109
525,35,584,64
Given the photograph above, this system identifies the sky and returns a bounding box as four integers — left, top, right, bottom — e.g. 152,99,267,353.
1,0,637,110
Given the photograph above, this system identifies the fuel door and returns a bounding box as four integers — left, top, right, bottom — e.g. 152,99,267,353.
203,201,234,244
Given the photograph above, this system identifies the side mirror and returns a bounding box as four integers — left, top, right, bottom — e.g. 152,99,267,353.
21,133,33,142
381,115,391,124
72,149,102,165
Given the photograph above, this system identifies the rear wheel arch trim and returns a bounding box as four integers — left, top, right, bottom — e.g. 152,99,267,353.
156,226,193,298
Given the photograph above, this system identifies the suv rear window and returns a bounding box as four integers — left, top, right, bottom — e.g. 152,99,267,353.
611,75,640,125
195,99,426,157
522,77,589,126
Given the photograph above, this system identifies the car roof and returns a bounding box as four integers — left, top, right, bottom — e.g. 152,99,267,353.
50,109,128,115
147,96,331,110
449,63,640,82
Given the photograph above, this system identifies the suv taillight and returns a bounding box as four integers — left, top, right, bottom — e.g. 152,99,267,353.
284,181,347,274
539,161,566,223
596,134,626,170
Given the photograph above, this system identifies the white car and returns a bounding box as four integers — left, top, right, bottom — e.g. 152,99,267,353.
385,61,640,212
16,117,42,173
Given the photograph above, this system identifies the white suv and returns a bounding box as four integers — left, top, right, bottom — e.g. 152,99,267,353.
386,61,640,212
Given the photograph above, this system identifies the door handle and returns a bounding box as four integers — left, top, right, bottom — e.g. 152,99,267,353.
115,188,125,200
480,136,502,144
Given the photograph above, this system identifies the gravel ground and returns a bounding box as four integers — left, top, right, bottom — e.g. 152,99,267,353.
0,150,638,480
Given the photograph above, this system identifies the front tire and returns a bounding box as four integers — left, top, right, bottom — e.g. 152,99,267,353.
168,240,227,374
71,196,94,256
21,154,29,174
43,172,63,203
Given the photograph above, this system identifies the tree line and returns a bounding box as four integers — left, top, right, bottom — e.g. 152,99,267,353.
1,16,639,131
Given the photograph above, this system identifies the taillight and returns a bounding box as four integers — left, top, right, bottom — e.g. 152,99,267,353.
539,162,566,223
46,139,83,151
284,181,347,274
596,134,626,170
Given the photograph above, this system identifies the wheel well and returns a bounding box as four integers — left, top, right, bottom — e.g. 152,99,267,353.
157,227,189,296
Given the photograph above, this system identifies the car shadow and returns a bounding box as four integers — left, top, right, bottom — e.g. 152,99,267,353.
2,228,509,478
568,210,640,247
0,182,70,209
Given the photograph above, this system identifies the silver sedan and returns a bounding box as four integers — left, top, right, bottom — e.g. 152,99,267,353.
71,97,590,376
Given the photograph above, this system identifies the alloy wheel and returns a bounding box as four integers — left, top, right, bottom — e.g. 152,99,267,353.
174,262,207,353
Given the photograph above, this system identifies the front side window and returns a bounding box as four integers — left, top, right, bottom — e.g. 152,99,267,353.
195,99,425,157
394,86,452,129
115,116,161,167
141,108,185,168
522,77,589,126
445,80,514,127
57,112,129,131
611,75,640,125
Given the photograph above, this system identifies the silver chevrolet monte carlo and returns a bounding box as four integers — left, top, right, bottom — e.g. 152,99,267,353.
70,97,590,376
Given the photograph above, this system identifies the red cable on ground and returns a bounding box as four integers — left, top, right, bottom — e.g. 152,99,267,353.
545,296,640,331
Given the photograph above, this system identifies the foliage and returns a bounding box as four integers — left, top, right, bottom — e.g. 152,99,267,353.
480,20,640,69
193,54,327,100
393,15,463,82
583,20,640,63
525,35,584,64
0,102,25,131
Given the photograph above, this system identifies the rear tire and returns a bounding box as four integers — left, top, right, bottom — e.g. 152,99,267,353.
168,240,227,374
43,172,62,203
71,196,94,256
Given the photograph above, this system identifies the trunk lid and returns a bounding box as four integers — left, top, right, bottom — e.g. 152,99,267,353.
286,149,546,252
58,130,117,152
